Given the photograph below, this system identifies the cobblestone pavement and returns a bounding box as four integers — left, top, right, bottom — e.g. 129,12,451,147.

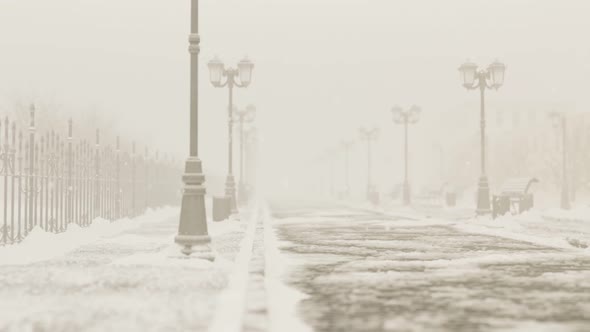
270,201,590,332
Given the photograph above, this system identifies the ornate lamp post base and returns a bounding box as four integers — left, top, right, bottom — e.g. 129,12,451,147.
476,175,491,215
225,174,238,214
175,234,214,260
175,157,214,260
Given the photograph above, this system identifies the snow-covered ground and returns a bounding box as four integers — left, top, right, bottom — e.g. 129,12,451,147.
2,196,587,331
354,199,590,253
455,207,590,252
0,202,252,332
0,207,180,266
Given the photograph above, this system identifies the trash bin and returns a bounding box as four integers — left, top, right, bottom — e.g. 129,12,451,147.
213,196,231,222
445,192,456,207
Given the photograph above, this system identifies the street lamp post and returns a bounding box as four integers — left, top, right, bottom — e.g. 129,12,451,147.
234,104,256,204
322,148,337,198
550,111,570,210
174,0,214,259
458,60,506,215
434,143,444,183
391,105,421,206
208,56,254,215
244,127,258,195
341,140,354,198
359,127,379,201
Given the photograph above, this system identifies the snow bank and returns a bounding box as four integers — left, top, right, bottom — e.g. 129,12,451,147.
262,203,312,332
455,208,590,252
358,200,590,253
0,206,179,266
208,203,259,332
543,206,590,222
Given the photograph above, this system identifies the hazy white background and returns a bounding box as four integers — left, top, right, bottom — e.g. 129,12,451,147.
0,0,589,197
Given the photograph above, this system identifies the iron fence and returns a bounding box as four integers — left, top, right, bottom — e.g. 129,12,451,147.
0,105,181,245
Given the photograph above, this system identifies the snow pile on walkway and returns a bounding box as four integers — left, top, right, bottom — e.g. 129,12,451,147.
354,199,590,252
208,204,260,332
0,206,179,266
456,206,590,251
363,200,590,252
543,205,590,222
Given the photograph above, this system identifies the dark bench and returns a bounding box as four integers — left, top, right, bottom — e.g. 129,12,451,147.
492,178,539,218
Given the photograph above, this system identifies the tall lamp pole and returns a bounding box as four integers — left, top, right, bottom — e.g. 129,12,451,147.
244,127,258,195
434,143,444,183
208,56,254,215
359,127,379,201
458,60,506,215
175,0,213,259
550,111,570,210
341,140,354,198
323,148,337,197
391,105,421,205
234,104,256,203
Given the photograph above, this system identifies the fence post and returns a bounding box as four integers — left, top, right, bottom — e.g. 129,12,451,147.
132,141,136,217
23,141,29,236
85,142,89,224
45,133,50,230
56,135,62,231
49,132,54,232
39,135,45,230
95,129,100,221
27,104,35,233
106,147,112,221
1,118,7,243
17,131,23,241
75,141,80,226
144,147,148,212
155,150,160,207
59,139,64,231
10,122,16,241
33,141,39,229
67,119,73,227
116,136,120,220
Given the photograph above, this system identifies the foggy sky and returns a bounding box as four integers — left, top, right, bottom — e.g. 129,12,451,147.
1,0,589,196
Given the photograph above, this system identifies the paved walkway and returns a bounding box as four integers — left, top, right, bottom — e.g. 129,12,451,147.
270,201,590,332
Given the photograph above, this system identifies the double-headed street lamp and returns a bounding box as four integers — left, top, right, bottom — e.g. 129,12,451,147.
234,104,256,203
175,0,213,259
458,60,506,215
550,111,571,210
391,105,421,205
208,56,254,215
359,127,379,201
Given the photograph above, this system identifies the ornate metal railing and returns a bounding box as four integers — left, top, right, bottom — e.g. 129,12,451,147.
0,105,181,245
